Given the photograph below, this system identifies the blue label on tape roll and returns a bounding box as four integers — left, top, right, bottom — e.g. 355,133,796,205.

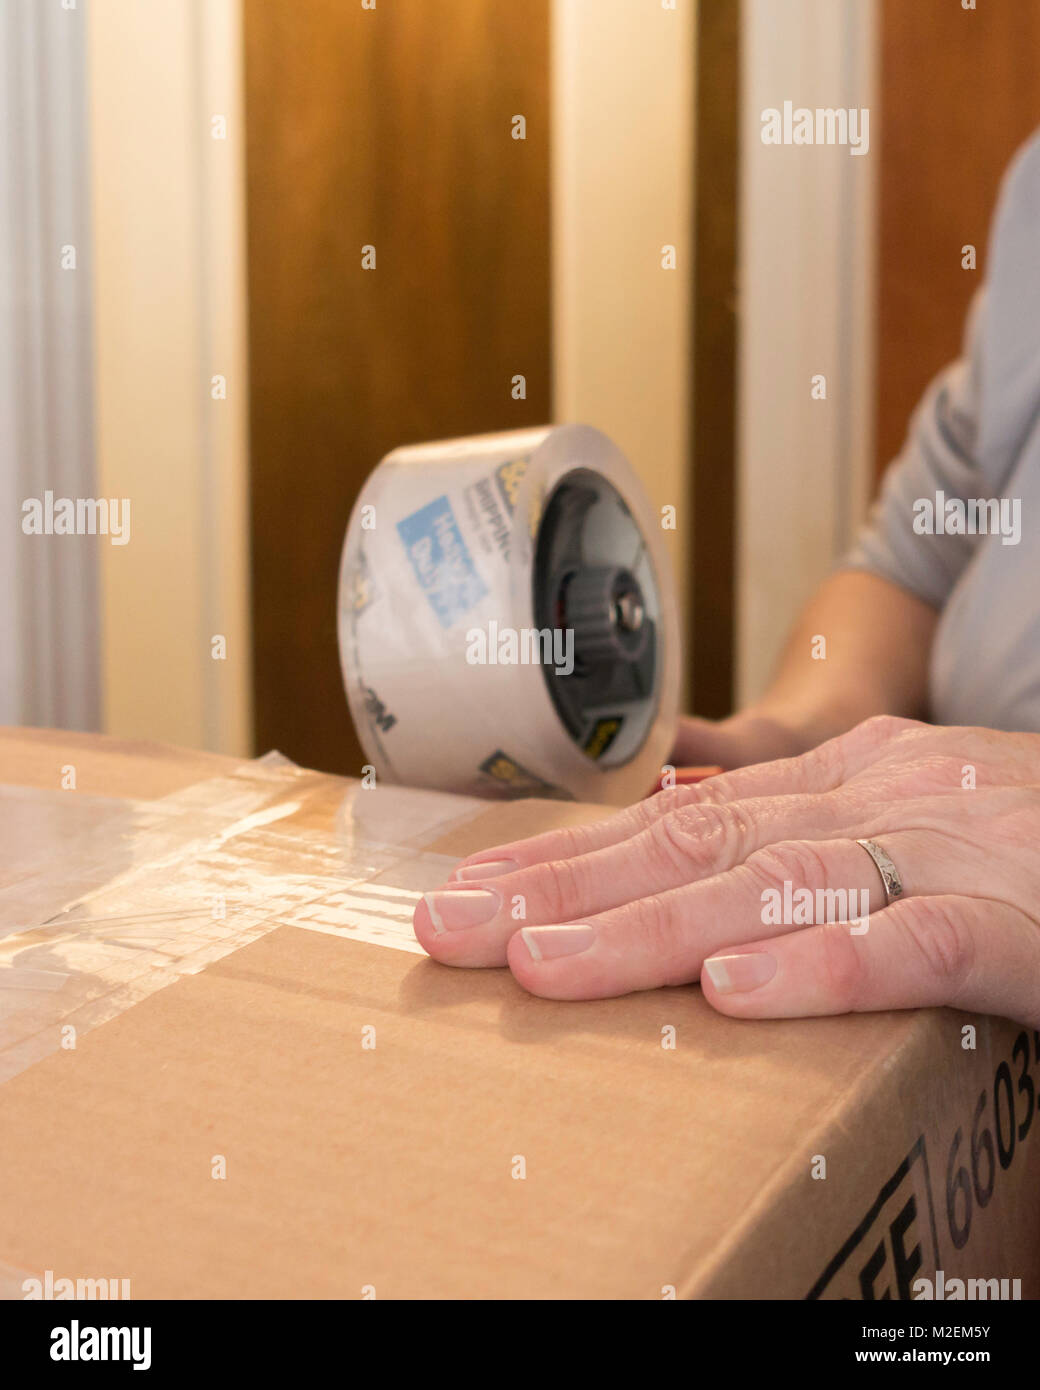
396,495,488,629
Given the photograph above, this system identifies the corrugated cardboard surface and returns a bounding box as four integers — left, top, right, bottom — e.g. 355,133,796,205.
2,728,1038,1299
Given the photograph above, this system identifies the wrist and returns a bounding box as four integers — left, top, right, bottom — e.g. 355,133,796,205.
714,709,814,764
729,695,872,760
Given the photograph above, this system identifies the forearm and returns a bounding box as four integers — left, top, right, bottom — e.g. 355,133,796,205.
676,569,941,769
739,569,939,752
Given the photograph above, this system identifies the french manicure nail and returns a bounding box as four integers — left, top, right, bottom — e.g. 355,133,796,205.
453,858,519,882
520,925,595,962
703,952,777,994
423,888,501,934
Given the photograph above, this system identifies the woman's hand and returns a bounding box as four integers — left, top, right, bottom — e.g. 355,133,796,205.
413,717,1040,1028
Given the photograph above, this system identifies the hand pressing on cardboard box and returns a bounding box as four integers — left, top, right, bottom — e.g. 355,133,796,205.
413,716,1040,1028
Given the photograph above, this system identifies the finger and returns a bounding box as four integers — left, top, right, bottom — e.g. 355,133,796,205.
701,895,1040,1027
449,784,712,883
421,785,1029,969
418,792,877,969
433,789,1040,973
449,737,859,884
450,716,931,885
501,834,917,999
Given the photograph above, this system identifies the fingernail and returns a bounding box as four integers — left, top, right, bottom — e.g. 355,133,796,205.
423,888,501,934
520,925,595,962
703,952,777,994
453,858,519,882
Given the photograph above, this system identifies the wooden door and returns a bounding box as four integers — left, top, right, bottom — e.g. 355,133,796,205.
877,0,1040,478
244,0,552,773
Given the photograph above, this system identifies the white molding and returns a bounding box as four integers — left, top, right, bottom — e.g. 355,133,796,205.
0,0,100,729
736,0,878,704
551,0,695,700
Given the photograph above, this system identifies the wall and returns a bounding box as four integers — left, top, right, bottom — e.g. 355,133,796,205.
86,0,252,754
1,0,99,731
876,0,1040,479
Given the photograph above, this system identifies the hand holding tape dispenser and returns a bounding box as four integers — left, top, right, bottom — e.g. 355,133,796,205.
338,426,714,804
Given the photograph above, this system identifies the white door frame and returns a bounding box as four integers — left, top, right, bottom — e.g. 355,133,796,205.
736,0,878,704
0,0,100,731
551,0,696,701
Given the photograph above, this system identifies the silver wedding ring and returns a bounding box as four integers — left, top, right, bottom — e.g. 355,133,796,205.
856,838,904,907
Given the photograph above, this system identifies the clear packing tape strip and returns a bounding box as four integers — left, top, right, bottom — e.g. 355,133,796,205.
338,425,681,804
0,754,481,1087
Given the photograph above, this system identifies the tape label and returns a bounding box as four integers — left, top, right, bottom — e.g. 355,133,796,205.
584,716,624,760
495,456,529,514
478,750,568,799
396,496,488,629
348,551,377,615
469,476,512,559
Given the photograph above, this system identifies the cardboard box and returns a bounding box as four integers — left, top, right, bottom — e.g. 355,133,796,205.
1,727,1038,1300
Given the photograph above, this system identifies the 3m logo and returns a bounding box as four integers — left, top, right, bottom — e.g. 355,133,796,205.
363,685,397,735
808,1136,941,1300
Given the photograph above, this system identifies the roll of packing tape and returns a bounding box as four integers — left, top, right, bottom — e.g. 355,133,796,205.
337,425,680,804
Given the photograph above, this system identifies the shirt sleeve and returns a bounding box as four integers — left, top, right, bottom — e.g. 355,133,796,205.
840,288,987,611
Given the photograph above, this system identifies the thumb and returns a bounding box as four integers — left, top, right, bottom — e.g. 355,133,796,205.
701,894,1040,1027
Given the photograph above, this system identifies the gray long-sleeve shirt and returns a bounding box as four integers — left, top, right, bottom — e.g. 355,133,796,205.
844,128,1040,732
